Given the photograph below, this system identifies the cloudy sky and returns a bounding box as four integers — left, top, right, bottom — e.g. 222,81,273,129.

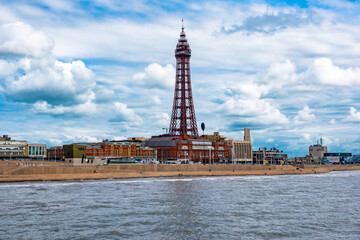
0,0,360,156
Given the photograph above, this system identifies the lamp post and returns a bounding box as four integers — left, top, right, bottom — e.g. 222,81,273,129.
209,147,211,165
208,146,213,165
232,143,234,165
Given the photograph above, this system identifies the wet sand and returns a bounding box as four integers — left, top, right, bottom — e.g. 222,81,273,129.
0,161,359,182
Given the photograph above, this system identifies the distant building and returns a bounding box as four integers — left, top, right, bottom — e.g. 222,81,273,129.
84,141,155,159
63,143,95,165
226,128,252,164
48,140,155,164
47,146,64,160
309,143,327,161
145,135,228,163
0,135,11,141
253,147,284,164
290,155,313,164
0,135,27,159
324,153,352,164
28,144,47,158
207,132,226,143
126,137,149,142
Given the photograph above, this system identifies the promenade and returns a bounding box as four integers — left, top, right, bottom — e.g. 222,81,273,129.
1,161,359,182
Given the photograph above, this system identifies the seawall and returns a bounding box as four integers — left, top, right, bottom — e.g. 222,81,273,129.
1,161,359,182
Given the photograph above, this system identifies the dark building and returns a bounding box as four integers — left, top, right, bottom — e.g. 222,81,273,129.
0,135,11,141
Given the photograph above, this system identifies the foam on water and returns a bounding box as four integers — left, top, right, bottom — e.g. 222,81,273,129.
115,178,193,184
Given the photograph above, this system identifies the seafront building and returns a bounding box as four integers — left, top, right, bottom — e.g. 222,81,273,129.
323,153,352,164
253,147,285,164
47,146,64,160
0,135,28,159
0,135,48,160
81,140,154,159
145,135,228,163
47,139,156,164
226,128,253,164
28,144,47,159
309,139,328,162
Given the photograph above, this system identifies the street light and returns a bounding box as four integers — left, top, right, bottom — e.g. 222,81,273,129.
208,147,211,165
232,144,234,165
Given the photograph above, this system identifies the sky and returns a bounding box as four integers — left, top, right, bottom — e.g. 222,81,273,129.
0,0,360,157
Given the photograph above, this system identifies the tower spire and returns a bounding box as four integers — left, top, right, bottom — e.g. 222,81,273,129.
169,22,199,137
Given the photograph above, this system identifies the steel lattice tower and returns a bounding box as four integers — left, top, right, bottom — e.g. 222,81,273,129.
169,22,199,137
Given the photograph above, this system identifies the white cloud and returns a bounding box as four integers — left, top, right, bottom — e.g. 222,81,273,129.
4,57,95,105
344,107,360,122
48,138,63,146
222,8,317,34
33,92,97,115
110,102,142,123
94,88,115,103
113,136,126,141
133,63,175,89
0,60,17,78
294,106,316,123
266,138,274,143
0,21,96,115
224,82,268,99
265,59,297,84
322,136,339,146
154,113,170,127
217,98,289,125
301,133,312,142
307,58,360,86
0,22,53,58
151,96,162,105
330,118,336,124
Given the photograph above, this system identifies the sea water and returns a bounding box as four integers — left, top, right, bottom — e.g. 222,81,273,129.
0,171,359,239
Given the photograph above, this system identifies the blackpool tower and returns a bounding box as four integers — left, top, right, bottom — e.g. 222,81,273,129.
169,22,199,137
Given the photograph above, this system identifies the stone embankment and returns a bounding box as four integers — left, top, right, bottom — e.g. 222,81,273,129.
0,161,359,182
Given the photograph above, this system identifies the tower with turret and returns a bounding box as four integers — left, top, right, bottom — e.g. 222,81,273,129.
169,21,198,137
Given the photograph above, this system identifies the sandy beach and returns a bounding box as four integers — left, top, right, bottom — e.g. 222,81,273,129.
1,161,359,182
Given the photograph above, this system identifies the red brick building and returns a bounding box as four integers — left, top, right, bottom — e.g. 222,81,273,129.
145,135,228,163
47,146,64,159
47,141,154,159
85,142,154,158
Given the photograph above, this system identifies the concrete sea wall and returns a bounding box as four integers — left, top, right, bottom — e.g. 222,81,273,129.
1,161,359,182
1,161,359,175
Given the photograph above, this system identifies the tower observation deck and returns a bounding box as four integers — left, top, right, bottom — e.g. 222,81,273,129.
169,22,199,137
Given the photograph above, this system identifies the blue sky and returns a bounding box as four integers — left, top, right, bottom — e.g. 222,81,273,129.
0,0,360,157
